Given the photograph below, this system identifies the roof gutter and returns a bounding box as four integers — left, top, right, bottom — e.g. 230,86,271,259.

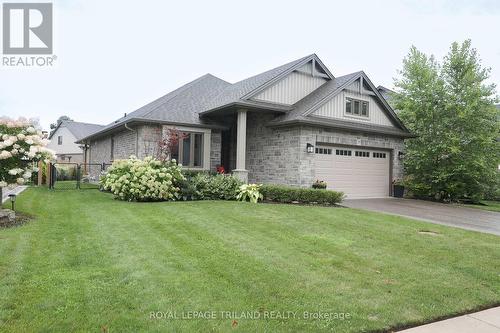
77,117,229,143
268,118,417,138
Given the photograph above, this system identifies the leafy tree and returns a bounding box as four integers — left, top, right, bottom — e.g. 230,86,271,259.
393,40,500,201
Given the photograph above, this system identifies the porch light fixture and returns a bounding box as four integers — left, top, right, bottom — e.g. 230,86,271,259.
8,194,16,211
306,143,314,153
398,151,405,160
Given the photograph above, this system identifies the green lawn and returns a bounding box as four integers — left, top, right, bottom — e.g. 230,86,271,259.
1,188,499,332
463,200,500,212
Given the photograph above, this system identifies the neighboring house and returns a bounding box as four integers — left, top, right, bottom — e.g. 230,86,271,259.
79,54,413,198
47,120,104,163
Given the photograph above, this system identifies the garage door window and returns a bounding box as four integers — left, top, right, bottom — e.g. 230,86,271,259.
315,148,332,155
355,151,370,157
336,149,352,156
373,152,386,158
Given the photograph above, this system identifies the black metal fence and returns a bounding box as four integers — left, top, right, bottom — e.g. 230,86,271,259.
49,163,111,190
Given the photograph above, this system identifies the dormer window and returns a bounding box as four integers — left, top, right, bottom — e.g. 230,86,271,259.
346,98,369,118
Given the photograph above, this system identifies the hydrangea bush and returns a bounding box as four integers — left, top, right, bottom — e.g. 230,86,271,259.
100,156,185,201
0,117,55,188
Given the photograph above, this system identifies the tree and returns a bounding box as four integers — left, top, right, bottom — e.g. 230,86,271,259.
50,115,73,130
393,40,500,201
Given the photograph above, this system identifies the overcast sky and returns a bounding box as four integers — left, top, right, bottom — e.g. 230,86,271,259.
1,0,499,129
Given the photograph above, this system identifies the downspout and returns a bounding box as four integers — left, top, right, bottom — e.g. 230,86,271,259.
124,123,139,157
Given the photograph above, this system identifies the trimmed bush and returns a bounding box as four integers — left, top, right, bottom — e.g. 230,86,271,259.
100,156,184,202
312,180,327,189
260,184,344,205
180,172,243,201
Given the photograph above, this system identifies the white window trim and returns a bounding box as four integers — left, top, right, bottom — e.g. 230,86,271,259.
345,97,370,120
163,125,211,170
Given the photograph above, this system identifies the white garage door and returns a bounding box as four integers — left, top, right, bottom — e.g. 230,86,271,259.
315,146,390,199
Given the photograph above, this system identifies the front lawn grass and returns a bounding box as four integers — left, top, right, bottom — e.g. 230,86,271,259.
0,188,499,332
463,200,500,212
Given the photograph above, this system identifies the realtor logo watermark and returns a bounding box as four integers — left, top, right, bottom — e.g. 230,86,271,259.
2,2,56,67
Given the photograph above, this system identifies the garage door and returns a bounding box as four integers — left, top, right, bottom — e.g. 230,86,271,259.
315,146,390,199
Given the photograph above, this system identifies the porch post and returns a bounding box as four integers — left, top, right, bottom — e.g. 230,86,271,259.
232,109,248,182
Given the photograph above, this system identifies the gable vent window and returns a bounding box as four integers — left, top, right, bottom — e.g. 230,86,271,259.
57,136,63,145
335,149,352,156
355,151,370,157
373,152,387,158
315,147,332,155
346,98,369,118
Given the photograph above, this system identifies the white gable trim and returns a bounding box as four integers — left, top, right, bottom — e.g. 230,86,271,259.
241,54,334,101
303,72,407,131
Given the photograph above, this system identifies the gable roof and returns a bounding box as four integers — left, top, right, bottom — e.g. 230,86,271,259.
49,120,105,141
199,54,333,114
270,71,410,135
79,74,231,141
81,54,412,141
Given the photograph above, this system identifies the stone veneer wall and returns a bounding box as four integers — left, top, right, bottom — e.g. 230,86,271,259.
246,113,302,185
89,124,162,164
210,130,221,171
245,113,405,187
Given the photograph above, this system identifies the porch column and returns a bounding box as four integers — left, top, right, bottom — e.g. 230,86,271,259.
232,109,248,182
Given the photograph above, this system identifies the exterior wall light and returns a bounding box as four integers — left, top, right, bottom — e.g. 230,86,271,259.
398,151,405,160
306,143,314,153
8,194,16,211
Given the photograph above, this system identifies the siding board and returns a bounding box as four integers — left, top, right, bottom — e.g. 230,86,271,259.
252,70,327,105
312,89,394,127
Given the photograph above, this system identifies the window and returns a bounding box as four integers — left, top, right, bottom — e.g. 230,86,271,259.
175,132,204,168
361,102,368,116
335,149,352,156
58,136,63,145
315,147,332,155
346,99,352,114
346,98,369,117
373,152,386,158
353,100,360,115
355,151,370,157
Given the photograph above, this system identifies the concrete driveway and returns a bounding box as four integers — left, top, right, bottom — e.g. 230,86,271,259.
343,198,500,236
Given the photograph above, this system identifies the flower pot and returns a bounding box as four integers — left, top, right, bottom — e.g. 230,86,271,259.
393,185,404,198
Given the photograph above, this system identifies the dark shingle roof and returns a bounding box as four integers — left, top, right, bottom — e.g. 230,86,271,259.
377,85,394,101
50,121,104,141
81,54,410,140
201,54,314,112
95,74,231,133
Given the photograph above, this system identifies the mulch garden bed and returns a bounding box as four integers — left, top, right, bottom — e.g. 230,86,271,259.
0,212,33,229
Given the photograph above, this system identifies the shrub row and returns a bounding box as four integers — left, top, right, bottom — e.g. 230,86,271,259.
260,184,344,205
179,171,242,201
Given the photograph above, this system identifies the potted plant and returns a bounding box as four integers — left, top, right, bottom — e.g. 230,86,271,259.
393,179,405,198
312,180,327,189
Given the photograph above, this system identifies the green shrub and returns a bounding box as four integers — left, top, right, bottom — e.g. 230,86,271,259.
260,184,344,205
100,156,184,202
182,173,242,201
312,180,327,189
237,184,263,203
